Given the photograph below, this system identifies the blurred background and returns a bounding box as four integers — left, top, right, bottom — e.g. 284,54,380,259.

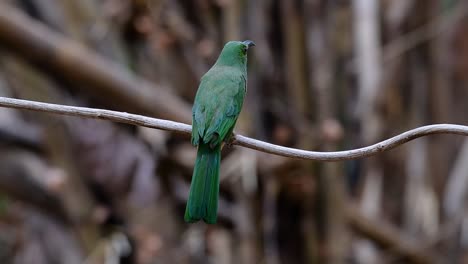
0,0,466,263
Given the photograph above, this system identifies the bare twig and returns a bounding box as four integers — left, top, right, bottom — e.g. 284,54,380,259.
0,96,468,162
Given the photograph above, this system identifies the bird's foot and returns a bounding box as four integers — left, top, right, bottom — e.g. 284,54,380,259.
225,134,236,148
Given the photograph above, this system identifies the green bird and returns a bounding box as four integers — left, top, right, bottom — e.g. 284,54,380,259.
185,40,255,224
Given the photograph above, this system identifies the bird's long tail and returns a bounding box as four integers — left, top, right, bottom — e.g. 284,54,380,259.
184,142,221,224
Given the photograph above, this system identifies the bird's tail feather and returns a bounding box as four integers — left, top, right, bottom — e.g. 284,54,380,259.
184,142,221,224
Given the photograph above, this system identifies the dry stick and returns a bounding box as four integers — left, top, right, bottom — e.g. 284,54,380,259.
1,96,468,162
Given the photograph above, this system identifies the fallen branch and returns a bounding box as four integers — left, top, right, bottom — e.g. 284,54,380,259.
1,96,467,162
345,206,436,264
0,3,191,123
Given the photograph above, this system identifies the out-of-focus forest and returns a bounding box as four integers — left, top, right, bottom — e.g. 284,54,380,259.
0,0,467,263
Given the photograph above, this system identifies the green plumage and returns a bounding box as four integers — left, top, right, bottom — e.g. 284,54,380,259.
185,40,254,224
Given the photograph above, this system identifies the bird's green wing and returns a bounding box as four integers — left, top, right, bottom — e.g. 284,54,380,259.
192,68,246,147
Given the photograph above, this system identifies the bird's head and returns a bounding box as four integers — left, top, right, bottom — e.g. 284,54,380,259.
215,40,255,67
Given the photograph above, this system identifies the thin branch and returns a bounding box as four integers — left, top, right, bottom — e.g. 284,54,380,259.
383,1,468,63
1,96,468,162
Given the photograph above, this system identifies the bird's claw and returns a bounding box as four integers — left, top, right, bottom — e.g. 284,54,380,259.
225,134,236,148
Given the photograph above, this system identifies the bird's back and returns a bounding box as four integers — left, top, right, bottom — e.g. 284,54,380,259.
191,65,246,147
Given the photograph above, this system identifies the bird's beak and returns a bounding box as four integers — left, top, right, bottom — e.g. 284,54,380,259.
242,40,255,48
